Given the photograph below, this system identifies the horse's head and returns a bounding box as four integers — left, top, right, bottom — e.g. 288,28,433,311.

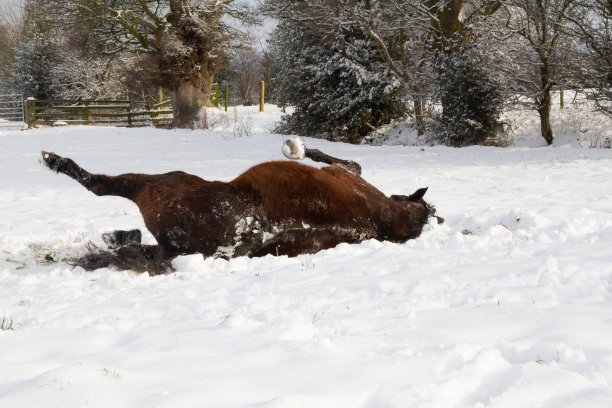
391,188,444,226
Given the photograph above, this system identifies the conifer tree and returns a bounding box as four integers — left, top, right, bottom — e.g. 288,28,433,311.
269,20,407,143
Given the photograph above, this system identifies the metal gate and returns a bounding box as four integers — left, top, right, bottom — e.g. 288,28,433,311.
0,93,24,125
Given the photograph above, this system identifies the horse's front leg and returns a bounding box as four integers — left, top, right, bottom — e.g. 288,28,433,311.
72,242,174,275
102,229,142,249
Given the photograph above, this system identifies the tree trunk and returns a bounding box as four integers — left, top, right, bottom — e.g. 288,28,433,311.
171,79,212,128
538,95,554,145
414,98,426,136
440,0,466,41
161,1,222,128
538,60,554,145
431,0,466,138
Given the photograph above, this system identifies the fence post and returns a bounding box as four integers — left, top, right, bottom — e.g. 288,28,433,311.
210,83,219,108
24,99,34,127
260,81,265,112
225,84,229,112
159,88,163,104
20,93,24,123
82,101,89,121
560,89,564,109
24,98,30,126
126,97,132,127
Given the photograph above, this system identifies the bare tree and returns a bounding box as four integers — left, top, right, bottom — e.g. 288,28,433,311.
259,41,277,104
65,0,252,127
0,2,22,92
233,48,261,106
50,51,151,100
566,0,612,115
504,0,577,144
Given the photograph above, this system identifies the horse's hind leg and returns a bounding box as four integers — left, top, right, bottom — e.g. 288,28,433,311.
42,151,142,199
282,138,362,174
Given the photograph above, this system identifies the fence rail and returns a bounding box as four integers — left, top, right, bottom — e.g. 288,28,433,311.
0,93,24,122
25,99,173,127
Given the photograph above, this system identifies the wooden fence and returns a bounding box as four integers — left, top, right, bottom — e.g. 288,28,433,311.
24,99,173,127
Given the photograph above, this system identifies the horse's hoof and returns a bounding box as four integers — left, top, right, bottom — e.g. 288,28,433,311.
282,138,306,160
41,151,61,171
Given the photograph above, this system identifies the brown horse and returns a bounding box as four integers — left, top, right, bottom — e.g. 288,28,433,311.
41,139,440,274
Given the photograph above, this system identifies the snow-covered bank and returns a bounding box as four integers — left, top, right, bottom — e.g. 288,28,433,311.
380,92,612,149
1,105,612,407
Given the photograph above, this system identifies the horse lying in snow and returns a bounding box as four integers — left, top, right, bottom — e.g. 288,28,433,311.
41,138,441,274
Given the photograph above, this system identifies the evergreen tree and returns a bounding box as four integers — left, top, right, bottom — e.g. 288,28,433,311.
432,40,505,146
270,20,407,143
0,3,21,93
11,0,62,99
264,0,508,144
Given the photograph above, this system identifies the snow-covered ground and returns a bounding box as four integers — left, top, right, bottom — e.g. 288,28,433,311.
1,104,612,407
380,91,612,149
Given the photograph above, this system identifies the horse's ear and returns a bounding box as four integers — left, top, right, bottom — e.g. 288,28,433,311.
407,187,428,201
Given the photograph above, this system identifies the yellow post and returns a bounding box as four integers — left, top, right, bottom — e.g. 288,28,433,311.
159,87,163,104
211,83,219,108
260,81,265,112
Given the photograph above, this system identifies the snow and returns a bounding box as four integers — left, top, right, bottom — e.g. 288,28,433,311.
1,104,612,407
0,119,26,131
380,91,612,149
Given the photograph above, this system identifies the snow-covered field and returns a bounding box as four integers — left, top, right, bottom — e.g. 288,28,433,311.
1,105,612,407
